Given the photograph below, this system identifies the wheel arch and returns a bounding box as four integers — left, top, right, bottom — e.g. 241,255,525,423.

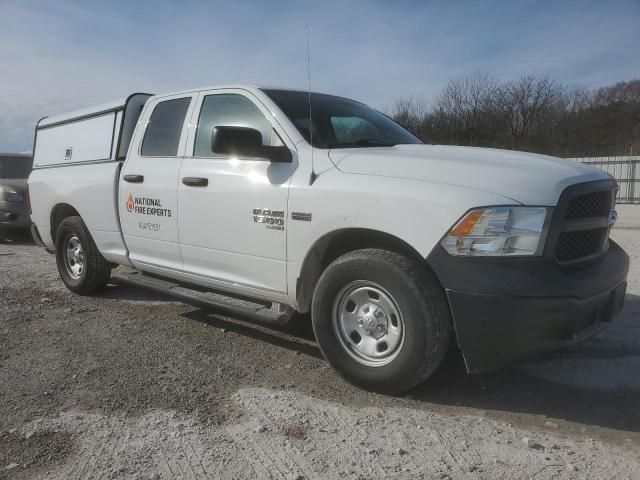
295,228,428,313
50,203,81,245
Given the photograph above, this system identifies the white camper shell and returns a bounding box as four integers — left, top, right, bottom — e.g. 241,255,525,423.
30,93,152,265
34,94,151,168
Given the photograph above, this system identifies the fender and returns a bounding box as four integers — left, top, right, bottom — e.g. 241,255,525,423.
285,168,520,309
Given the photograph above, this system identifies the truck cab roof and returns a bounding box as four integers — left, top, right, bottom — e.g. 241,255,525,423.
37,85,339,129
38,95,152,129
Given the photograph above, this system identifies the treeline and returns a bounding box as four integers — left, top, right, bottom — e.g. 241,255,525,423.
389,74,640,158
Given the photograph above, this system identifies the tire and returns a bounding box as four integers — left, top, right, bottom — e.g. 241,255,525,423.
311,248,451,394
55,216,112,295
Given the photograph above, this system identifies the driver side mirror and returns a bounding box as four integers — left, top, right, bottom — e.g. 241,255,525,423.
211,126,292,163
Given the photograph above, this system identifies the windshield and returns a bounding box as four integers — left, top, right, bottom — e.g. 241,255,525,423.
0,156,33,178
263,89,423,149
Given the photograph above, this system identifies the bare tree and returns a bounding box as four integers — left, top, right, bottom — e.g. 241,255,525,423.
432,72,501,146
590,80,640,155
389,75,639,157
562,86,593,113
390,97,429,140
593,79,640,106
551,86,591,156
499,75,562,149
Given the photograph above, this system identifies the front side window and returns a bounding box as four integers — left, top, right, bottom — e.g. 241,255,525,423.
141,97,191,157
263,89,422,149
194,94,272,157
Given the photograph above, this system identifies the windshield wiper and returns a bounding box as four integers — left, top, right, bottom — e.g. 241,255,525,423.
334,139,396,148
356,139,396,146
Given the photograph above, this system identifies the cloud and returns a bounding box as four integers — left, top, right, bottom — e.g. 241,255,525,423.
0,0,638,152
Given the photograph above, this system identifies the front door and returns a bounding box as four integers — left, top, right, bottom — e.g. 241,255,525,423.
119,93,194,272
178,89,297,296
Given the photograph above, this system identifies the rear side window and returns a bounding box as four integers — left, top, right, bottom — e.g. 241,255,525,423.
141,97,191,157
194,94,272,157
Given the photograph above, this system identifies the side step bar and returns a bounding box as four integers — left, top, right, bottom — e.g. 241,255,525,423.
111,271,295,326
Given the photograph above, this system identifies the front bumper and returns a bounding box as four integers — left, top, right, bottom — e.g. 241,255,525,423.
0,201,31,230
427,241,629,373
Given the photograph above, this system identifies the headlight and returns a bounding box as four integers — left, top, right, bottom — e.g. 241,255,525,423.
441,207,549,256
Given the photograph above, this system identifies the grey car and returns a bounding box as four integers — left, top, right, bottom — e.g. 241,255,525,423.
0,153,33,235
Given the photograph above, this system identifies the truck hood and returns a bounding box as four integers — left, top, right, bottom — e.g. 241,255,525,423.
329,145,611,205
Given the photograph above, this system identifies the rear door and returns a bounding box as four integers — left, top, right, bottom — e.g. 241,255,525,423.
119,93,195,272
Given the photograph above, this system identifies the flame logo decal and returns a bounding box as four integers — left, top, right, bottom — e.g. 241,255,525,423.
126,193,134,213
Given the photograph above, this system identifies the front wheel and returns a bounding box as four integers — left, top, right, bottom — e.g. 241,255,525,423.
55,216,111,295
311,249,451,394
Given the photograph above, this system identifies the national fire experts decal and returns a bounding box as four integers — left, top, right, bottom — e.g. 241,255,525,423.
126,193,172,233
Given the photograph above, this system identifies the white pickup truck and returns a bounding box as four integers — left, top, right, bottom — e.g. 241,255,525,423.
28,85,629,393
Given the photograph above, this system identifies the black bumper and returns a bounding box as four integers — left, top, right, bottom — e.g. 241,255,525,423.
427,241,629,373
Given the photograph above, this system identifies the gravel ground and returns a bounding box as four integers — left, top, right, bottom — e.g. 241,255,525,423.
616,203,640,230
0,207,639,479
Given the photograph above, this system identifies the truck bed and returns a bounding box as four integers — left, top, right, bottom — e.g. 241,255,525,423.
29,93,151,264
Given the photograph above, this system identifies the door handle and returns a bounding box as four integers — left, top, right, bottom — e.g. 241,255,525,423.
182,177,209,187
123,174,144,183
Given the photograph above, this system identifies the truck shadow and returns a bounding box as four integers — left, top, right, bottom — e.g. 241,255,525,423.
179,293,640,434
0,229,35,245
180,308,323,360
99,283,181,303
102,281,640,433
414,293,640,433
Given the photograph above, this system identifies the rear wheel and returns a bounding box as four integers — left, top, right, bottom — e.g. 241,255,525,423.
55,216,111,295
311,249,451,394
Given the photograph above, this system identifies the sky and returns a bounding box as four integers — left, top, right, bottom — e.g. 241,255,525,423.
1,0,639,152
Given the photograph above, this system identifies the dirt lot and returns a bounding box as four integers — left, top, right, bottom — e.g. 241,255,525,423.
1,206,639,479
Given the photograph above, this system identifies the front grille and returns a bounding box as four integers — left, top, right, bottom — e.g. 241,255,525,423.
554,188,614,263
565,190,612,219
556,228,608,262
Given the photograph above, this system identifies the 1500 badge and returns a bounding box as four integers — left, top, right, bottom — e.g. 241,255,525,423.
253,208,285,231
